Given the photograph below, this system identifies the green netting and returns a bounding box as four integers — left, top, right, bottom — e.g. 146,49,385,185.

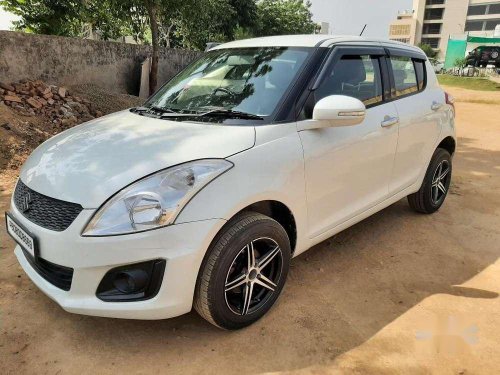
467,36,500,44
444,39,467,69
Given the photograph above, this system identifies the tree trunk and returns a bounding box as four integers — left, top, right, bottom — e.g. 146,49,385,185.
165,23,174,48
146,0,159,95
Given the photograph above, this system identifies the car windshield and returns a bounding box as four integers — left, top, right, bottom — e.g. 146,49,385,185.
144,47,312,120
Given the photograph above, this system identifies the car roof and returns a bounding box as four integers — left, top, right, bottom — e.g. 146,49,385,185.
213,34,424,54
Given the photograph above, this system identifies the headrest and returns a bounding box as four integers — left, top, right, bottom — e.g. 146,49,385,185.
393,69,407,85
333,56,367,85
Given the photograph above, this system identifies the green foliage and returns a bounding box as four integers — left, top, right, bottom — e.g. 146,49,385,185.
0,0,85,36
234,26,255,40
454,57,468,68
253,0,318,37
418,43,437,58
1,0,320,50
173,0,237,50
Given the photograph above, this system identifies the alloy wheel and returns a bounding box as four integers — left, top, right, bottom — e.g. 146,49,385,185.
431,160,450,205
224,237,283,316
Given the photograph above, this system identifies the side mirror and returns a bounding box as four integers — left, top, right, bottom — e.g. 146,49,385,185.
298,95,366,131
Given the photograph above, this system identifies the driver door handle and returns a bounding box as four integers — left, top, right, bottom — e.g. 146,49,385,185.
381,116,399,128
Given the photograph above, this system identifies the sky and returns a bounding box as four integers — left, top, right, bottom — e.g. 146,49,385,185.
0,8,18,30
1,1,413,37
310,0,412,37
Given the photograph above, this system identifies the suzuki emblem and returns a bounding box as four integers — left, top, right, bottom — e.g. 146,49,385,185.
20,192,32,212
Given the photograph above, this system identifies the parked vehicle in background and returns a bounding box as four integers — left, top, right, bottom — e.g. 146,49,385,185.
466,46,500,68
6,35,456,330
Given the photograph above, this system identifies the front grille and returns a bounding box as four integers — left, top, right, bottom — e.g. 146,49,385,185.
22,248,73,291
14,180,83,232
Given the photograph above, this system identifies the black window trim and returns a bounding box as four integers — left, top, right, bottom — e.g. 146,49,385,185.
293,45,429,121
297,45,389,120
384,48,428,103
413,59,428,92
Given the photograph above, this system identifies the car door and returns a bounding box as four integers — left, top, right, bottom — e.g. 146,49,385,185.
386,52,444,194
297,46,399,238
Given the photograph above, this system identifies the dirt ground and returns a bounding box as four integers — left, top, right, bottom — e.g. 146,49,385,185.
0,83,142,187
0,86,499,374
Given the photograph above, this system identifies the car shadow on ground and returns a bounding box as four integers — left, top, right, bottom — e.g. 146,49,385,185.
0,136,499,374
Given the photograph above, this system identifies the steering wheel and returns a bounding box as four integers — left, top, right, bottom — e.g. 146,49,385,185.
212,87,237,99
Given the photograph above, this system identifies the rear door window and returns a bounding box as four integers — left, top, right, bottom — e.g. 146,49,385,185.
390,56,418,98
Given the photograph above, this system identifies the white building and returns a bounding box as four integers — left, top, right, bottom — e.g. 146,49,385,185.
389,0,500,58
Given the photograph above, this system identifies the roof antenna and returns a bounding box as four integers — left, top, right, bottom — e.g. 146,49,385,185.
359,24,367,36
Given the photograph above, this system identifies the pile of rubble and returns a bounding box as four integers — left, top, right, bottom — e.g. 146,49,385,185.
0,79,103,127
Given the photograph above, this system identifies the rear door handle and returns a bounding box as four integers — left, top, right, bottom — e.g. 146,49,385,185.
431,102,443,111
381,116,399,127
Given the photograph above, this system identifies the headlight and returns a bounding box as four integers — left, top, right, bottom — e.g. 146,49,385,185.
82,159,233,236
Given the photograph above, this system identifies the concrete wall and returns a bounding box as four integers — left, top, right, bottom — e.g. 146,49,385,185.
0,31,201,95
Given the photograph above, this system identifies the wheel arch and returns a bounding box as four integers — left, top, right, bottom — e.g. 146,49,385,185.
437,136,456,156
235,200,297,254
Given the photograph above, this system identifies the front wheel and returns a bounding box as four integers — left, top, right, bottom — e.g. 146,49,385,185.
407,148,452,214
194,212,291,330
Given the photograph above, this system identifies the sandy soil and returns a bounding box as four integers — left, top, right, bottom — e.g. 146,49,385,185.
0,86,499,374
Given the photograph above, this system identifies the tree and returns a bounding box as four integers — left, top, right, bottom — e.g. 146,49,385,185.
454,57,467,68
0,0,85,36
173,0,236,50
253,0,318,37
418,43,437,59
1,0,320,93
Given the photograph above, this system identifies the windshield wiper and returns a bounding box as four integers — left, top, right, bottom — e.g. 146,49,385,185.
133,106,264,121
130,106,149,113
197,108,264,120
150,106,178,114
156,108,264,121
131,106,179,115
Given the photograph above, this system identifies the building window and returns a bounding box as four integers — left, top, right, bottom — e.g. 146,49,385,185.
421,38,440,48
424,8,444,20
489,4,500,15
390,24,411,36
465,21,484,31
485,19,500,30
467,5,487,16
390,38,410,43
426,0,445,5
423,23,442,34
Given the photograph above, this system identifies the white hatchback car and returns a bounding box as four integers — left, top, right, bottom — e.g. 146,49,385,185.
6,35,456,330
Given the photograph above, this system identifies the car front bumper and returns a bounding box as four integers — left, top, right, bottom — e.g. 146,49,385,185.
9,202,225,320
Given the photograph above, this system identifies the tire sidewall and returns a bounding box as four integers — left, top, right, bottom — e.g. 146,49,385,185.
422,148,452,213
208,217,291,330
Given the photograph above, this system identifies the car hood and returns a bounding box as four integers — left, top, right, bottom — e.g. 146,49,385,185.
20,110,255,208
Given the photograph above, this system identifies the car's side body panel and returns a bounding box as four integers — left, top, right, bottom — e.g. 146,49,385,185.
178,41,456,258
176,122,310,253
297,101,399,238
388,61,448,194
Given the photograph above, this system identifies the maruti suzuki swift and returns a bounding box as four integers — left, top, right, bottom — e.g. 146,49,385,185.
6,35,456,330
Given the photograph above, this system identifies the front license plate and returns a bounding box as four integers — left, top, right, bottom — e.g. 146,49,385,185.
5,212,37,258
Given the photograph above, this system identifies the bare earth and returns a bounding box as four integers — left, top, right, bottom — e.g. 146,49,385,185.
0,86,499,374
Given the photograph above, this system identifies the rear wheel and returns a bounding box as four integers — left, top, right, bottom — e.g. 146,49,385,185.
194,212,291,330
407,148,452,214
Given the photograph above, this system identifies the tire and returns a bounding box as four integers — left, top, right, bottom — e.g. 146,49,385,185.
194,212,291,330
407,148,452,214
